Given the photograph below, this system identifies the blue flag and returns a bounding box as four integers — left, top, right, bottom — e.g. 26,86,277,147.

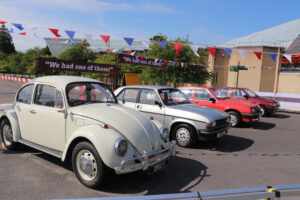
72,42,78,45
118,51,123,54
269,53,277,62
172,61,176,66
10,28,14,33
158,41,167,49
43,38,50,41
12,23,24,31
136,56,139,60
65,30,75,41
98,48,102,51
223,49,232,58
124,37,134,49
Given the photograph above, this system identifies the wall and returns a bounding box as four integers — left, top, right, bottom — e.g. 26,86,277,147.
278,73,300,94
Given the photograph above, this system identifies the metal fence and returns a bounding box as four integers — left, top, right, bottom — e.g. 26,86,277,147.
55,184,300,200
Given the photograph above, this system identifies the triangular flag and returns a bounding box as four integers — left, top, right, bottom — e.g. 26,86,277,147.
125,51,131,55
100,35,110,47
49,28,61,37
29,26,39,38
238,50,247,60
111,49,118,52
174,43,183,55
172,61,176,66
158,41,167,49
223,49,232,58
61,40,69,44
130,51,136,55
65,30,75,41
84,33,93,44
106,49,111,51
18,32,26,36
81,45,87,49
72,42,78,45
43,38,50,41
189,44,200,57
207,47,216,58
12,23,24,31
118,51,123,54
9,28,14,33
124,37,134,49
283,54,292,64
269,53,277,62
155,59,158,63
0,21,7,24
52,39,59,42
254,51,262,60
135,56,139,60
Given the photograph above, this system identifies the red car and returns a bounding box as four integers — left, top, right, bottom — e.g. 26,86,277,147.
178,86,261,127
220,87,280,116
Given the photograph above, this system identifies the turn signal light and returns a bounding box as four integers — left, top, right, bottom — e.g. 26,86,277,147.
103,124,109,129
150,116,154,120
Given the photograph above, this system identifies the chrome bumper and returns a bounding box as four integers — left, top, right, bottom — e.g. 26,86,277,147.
115,140,176,175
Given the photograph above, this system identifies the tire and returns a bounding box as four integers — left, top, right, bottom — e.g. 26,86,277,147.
0,119,17,150
172,124,197,147
228,111,241,127
72,141,107,188
259,105,267,117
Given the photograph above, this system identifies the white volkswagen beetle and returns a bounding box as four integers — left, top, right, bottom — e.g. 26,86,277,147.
0,76,175,188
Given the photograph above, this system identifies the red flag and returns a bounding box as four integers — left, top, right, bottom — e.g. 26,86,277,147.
207,47,216,58
254,51,262,60
174,43,183,55
18,32,26,36
0,21,7,24
49,28,61,37
52,39,59,42
176,62,180,67
105,49,111,51
125,51,131,55
164,60,167,65
81,45,87,49
100,35,110,46
140,56,144,60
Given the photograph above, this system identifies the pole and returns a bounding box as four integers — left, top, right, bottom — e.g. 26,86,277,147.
35,46,39,78
114,53,119,89
236,69,239,88
273,47,281,100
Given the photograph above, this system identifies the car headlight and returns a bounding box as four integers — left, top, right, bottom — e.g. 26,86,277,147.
114,138,128,157
226,117,230,123
251,107,256,113
206,121,216,129
160,126,168,142
269,102,274,106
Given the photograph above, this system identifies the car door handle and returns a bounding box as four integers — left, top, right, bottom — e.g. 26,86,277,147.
137,105,142,109
29,109,37,114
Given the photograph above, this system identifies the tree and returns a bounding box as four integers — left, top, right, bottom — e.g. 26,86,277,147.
0,25,16,54
58,40,95,62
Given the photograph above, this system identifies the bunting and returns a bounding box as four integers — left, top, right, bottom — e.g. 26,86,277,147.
12,23,24,31
124,37,134,49
174,43,182,55
100,35,110,47
9,28,14,34
65,30,75,41
254,51,262,60
207,47,216,58
0,21,7,24
49,28,61,37
238,50,247,60
29,26,39,38
223,49,232,58
158,41,167,49
269,53,277,62
18,32,26,36
189,44,200,57
283,54,292,64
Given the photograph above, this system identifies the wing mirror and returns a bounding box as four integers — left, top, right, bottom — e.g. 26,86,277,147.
209,98,216,103
122,99,126,104
155,100,162,107
243,95,249,100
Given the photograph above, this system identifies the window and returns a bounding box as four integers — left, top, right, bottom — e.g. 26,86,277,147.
116,90,125,102
232,89,246,97
34,85,64,108
17,84,34,104
195,89,212,101
139,90,160,105
180,88,193,99
215,88,231,98
123,89,139,103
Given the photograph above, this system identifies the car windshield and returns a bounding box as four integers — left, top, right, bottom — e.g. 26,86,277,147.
209,88,230,99
243,88,258,97
158,88,191,105
66,82,116,106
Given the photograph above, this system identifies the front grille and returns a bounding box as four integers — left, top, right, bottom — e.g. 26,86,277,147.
216,118,228,127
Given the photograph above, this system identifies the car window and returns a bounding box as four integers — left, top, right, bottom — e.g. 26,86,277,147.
180,88,193,99
139,89,160,105
123,89,139,103
232,89,246,97
116,90,125,102
195,89,212,101
34,85,64,108
16,84,34,104
215,88,231,98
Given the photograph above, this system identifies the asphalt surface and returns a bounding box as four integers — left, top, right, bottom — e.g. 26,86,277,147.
1,80,300,200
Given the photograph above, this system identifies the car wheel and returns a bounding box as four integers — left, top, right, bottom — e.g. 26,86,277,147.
228,111,241,127
173,124,196,147
72,141,106,188
0,119,17,150
259,105,267,117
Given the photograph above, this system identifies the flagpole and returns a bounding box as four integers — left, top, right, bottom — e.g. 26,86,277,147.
273,47,281,100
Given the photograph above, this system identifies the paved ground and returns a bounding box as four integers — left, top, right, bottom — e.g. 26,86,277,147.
1,79,300,200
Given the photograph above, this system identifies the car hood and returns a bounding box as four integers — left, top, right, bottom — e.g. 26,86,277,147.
166,104,229,123
70,103,161,154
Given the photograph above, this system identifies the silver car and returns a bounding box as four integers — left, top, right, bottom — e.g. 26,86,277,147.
114,85,231,147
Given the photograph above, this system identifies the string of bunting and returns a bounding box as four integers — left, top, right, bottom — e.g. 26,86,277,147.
1,20,298,66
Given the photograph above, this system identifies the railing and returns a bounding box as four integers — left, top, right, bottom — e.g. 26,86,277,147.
55,184,300,200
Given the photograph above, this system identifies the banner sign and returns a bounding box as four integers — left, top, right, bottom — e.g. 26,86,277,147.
37,58,117,74
118,54,164,68
122,73,140,86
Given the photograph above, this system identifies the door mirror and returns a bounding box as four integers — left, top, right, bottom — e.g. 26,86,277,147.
155,100,162,107
122,99,126,104
243,95,249,100
209,98,216,103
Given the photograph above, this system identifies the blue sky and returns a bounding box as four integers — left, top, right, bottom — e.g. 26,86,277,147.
0,0,299,51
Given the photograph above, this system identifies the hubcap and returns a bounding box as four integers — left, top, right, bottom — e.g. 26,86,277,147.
230,114,238,126
76,150,97,181
176,128,191,145
260,107,265,116
2,124,13,146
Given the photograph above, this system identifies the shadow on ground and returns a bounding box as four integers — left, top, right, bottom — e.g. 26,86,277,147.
265,113,290,119
238,121,276,130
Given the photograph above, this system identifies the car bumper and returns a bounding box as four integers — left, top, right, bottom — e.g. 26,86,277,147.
266,105,280,113
114,140,176,175
197,123,230,141
242,113,260,119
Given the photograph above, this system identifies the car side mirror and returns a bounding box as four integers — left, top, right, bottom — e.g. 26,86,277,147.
155,100,162,107
122,99,126,104
209,98,216,103
243,95,249,100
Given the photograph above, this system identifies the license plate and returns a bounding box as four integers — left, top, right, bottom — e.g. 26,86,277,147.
217,131,226,138
148,160,168,175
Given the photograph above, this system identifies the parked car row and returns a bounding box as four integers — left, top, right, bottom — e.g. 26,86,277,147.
0,75,279,189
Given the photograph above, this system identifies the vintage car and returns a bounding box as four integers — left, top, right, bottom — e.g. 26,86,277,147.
0,76,175,188
219,87,280,116
178,86,261,127
114,85,231,147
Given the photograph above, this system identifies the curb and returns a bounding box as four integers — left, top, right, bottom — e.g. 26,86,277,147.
0,75,32,83
279,109,300,114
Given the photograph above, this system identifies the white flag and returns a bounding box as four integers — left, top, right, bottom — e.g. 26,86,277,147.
189,44,200,57
283,54,292,63
130,51,136,55
155,59,158,63
29,26,39,38
84,33,94,44
238,50,247,60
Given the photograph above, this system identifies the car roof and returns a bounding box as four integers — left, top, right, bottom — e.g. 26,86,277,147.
32,75,102,87
178,86,212,89
119,85,174,90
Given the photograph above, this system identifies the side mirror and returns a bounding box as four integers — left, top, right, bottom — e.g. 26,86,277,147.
122,99,126,104
155,100,162,107
243,95,249,100
209,98,216,103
